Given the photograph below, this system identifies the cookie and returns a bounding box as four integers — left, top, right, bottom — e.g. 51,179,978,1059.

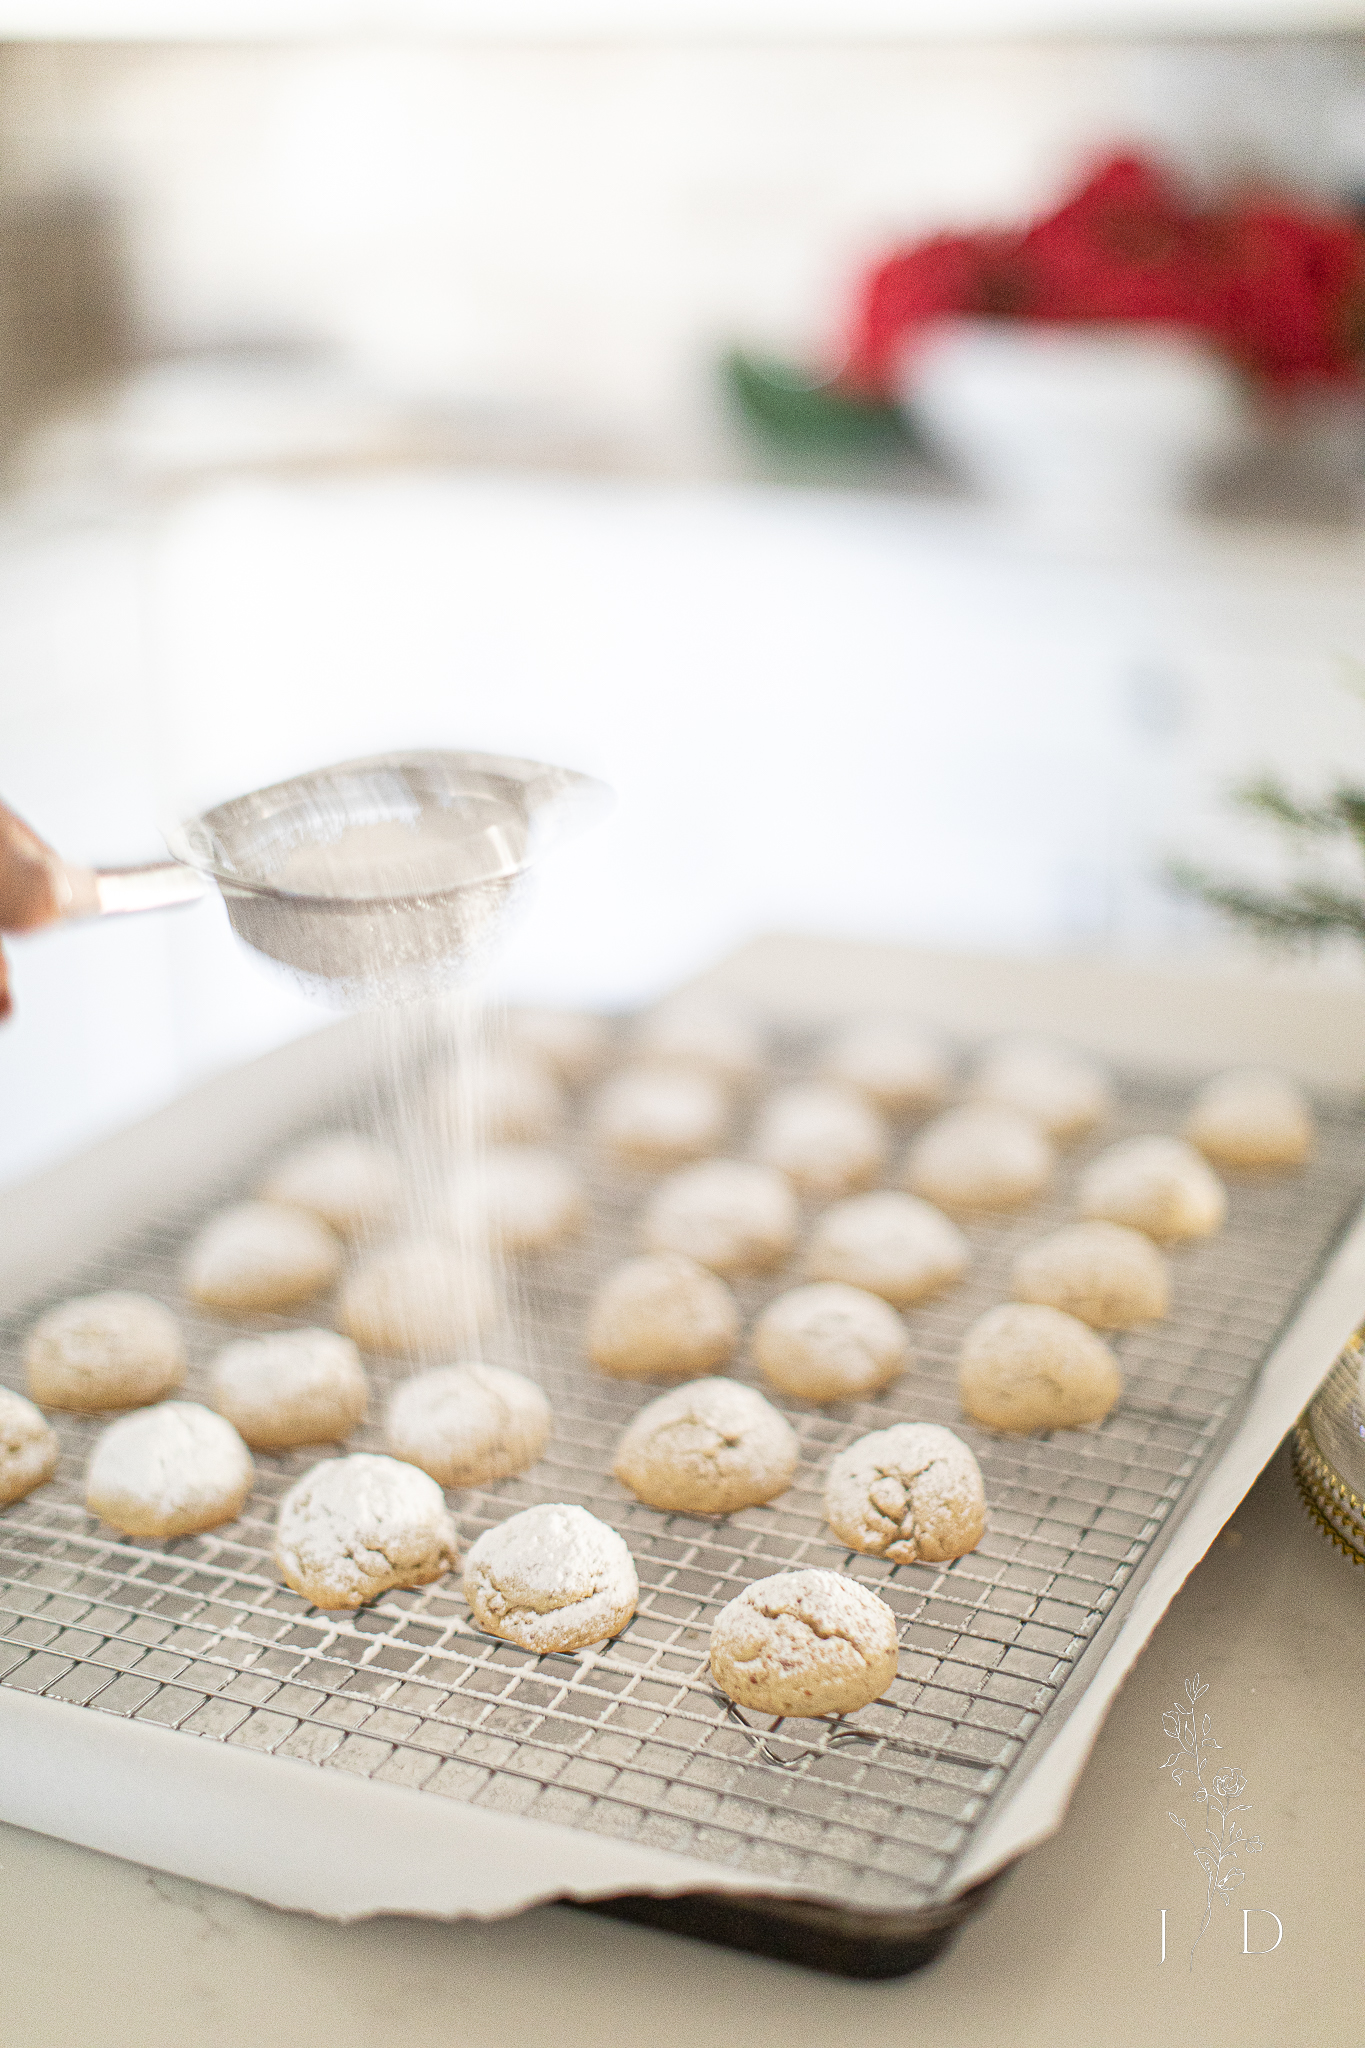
0,1388,59,1507
386,1362,551,1486
968,1037,1111,1143
643,1159,798,1274
463,1502,638,1651
709,1568,898,1718
86,1401,254,1538
825,1422,987,1563
1185,1067,1314,1169
1010,1220,1169,1329
431,1049,565,1144
594,1066,728,1168
820,1016,952,1116
275,1452,458,1609
508,1005,610,1085
902,1104,1054,1213
752,1083,887,1197
258,1134,401,1239
958,1302,1121,1432
25,1292,186,1411
803,1191,969,1306
633,993,765,1085
612,1378,798,1514
185,1202,342,1313
587,1253,741,1381
450,1147,586,1252
752,1282,910,1402
339,1238,496,1357
208,1328,368,1449
1078,1135,1226,1243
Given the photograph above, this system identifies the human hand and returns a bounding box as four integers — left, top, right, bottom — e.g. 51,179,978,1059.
0,799,66,1020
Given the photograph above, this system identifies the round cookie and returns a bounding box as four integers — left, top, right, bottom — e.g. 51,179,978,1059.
258,1134,401,1240
804,1191,969,1306
968,1037,1112,1143
86,1401,254,1538
275,1453,458,1610
1010,1221,1169,1330
1185,1067,1314,1169
208,1328,368,1449
753,1283,909,1403
0,1388,59,1507
752,1083,888,1197
509,1005,610,1085
185,1202,342,1314
431,1050,565,1144
1078,1135,1226,1244
612,1378,798,1514
587,1253,741,1381
825,1422,987,1564
339,1238,496,1358
594,1066,728,1168
821,1016,952,1116
450,1147,586,1252
643,1159,798,1275
633,994,765,1085
902,1104,1055,1214
959,1303,1121,1433
386,1362,551,1487
25,1292,186,1412
463,1502,638,1652
709,1568,899,1718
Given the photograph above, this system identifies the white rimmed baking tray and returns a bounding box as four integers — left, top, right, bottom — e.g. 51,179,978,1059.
2,949,1363,1975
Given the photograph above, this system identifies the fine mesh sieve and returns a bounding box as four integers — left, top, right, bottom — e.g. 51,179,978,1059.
62,750,610,1007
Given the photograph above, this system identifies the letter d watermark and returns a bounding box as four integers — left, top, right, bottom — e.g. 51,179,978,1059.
1243,1910,1283,1955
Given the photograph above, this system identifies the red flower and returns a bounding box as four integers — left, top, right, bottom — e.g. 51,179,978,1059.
842,151,1365,396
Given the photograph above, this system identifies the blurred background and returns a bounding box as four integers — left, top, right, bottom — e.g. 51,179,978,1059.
5,12,1365,1188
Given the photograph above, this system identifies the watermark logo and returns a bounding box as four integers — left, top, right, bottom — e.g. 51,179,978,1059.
1160,1673,1265,1964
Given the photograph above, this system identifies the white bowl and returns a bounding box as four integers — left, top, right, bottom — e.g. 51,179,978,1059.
901,319,1253,525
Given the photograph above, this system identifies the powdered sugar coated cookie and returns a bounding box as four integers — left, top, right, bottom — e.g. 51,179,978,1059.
587,1253,741,1381
450,1147,586,1252
431,1050,565,1144
1185,1068,1313,1169
386,1362,551,1487
821,1016,951,1116
959,1302,1121,1433
1010,1221,1169,1329
824,1422,986,1563
594,1066,729,1167
968,1037,1111,1143
25,1292,186,1411
804,1191,969,1305
643,1159,798,1274
339,1238,496,1357
752,1282,910,1402
208,1328,368,1449
185,1202,342,1313
709,1568,899,1717
752,1083,887,1197
463,1502,638,1651
903,1104,1054,1213
258,1134,401,1240
86,1401,253,1538
1078,1135,1226,1243
509,1005,610,1085
633,993,765,1085
275,1452,458,1609
612,1377,798,1514
0,1388,59,1507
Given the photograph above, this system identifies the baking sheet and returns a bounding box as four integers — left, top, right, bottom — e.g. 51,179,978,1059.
0,1000,1362,1922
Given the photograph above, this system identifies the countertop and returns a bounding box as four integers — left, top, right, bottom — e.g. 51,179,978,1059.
3,935,1363,2046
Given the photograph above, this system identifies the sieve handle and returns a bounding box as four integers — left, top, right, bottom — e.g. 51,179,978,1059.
60,861,208,919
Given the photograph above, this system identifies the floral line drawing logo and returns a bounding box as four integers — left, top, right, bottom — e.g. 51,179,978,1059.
1161,1673,1263,1962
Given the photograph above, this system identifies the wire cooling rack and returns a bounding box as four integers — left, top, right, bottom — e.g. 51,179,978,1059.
1,1032,1361,1916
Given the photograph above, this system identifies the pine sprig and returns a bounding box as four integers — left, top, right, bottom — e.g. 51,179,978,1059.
1170,775,1365,950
